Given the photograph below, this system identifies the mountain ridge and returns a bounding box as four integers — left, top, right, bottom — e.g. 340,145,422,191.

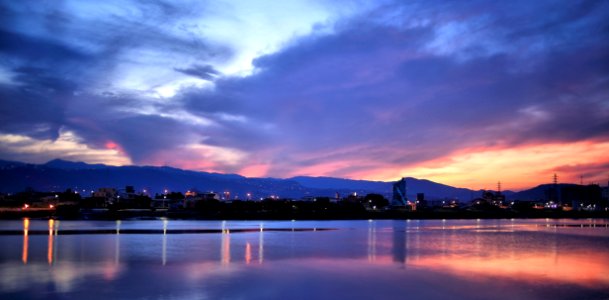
0,159,525,200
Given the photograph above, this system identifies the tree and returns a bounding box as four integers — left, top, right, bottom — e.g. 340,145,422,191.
364,193,389,208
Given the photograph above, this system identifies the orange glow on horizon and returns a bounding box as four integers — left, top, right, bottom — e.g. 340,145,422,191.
240,164,271,178
355,141,609,190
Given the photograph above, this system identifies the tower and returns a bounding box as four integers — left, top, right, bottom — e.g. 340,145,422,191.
553,173,558,185
392,178,407,206
552,173,561,205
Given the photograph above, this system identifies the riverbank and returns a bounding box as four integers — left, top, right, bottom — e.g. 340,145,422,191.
1,207,608,220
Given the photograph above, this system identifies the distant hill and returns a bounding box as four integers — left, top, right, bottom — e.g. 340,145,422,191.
289,176,391,192
43,159,108,170
0,160,27,169
0,159,518,200
288,176,512,201
510,183,586,201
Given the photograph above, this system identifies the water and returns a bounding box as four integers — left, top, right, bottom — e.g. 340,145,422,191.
1,219,608,300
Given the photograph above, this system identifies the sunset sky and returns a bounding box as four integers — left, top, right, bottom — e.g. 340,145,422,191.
1,0,608,190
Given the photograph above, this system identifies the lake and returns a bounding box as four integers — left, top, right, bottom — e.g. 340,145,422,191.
1,218,608,299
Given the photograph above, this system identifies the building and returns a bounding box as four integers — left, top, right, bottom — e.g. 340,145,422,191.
392,177,417,210
183,192,220,209
392,178,407,206
93,188,117,199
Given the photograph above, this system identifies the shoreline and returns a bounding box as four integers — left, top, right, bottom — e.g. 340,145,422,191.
1,208,608,220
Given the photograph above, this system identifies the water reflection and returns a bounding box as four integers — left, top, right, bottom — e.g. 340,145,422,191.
245,242,252,264
21,218,29,264
392,221,406,264
259,222,264,264
2,219,608,299
386,220,609,288
47,219,55,265
115,220,120,265
162,219,167,266
367,220,376,262
221,230,230,265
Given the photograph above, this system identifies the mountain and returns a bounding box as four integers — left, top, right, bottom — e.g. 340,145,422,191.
0,159,513,200
0,159,27,169
44,159,108,170
288,176,507,201
510,183,584,201
289,176,391,192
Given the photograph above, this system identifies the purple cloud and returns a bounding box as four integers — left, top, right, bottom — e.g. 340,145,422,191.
0,0,608,183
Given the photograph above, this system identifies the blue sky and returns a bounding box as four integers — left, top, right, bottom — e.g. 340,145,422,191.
1,0,608,189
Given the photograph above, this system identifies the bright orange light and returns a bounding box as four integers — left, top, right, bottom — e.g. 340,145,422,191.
48,219,55,264
23,204,29,209
22,218,29,264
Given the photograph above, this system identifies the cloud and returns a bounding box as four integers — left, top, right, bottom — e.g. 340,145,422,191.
0,1,246,170
0,0,608,188
188,1,609,176
0,130,131,165
369,142,609,190
174,64,221,81
178,0,609,183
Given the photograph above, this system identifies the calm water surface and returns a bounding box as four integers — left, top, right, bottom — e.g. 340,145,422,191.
1,219,608,299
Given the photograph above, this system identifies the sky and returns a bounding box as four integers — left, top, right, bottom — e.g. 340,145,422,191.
0,0,608,190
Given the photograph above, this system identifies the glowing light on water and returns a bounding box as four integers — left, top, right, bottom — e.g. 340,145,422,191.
48,219,55,265
245,242,252,265
22,218,29,264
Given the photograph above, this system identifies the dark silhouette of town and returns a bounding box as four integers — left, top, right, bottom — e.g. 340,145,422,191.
1,176,607,220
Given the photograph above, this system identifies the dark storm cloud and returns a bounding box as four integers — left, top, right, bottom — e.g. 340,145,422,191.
174,65,221,81
0,29,90,63
0,0,608,179
0,1,233,163
176,0,609,176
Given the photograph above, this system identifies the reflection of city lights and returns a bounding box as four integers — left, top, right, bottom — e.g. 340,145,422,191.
115,224,120,265
116,220,121,235
259,223,264,264
162,222,168,266
22,218,29,264
48,219,55,264
221,232,230,265
368,220,376,262
245,242,251,264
